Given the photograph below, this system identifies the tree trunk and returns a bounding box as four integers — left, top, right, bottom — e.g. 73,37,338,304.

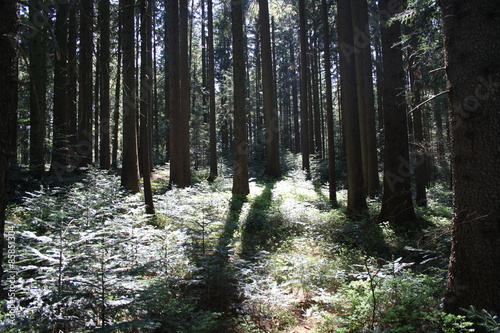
140,0,155,214
99,0,111,169
179,0,191,186
231,0,249,195
77,0,93,169
442,0,500,321
120,0,141,193
112,13,122,169
259,0,281,178
378,0,419,233
207,0,218,181
0,0,18,297
298,0,309,171
337,0,367,214
50,2,69,176
29,0,47,177
321,0,337,206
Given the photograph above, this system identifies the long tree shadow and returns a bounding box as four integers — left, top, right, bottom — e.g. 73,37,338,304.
196,193,248,330
241,178,287,257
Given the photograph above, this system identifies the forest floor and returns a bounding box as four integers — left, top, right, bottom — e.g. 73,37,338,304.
3,163,471,332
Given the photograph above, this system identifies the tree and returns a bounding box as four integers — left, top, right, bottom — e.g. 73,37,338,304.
352,0,379,197
140,0,155,214
321,0,337,206
120,0,141,193
99,0,111,169
259,0,281,178
337,0,367,214
169,0,191,188
207,0,217,181
231,0,249,195
442,0,500,321
29,0,47,177
378,0,418,232
50,2,69,175
298,0,309,171
0,0,18,296
77,0,94,168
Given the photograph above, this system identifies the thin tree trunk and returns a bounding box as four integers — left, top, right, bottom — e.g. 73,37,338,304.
298,0,309,171
321,0,337,206
140,0,155,214
207,0,218,181
120,0,141,193
50,3,69,175
112,14,122,169
99,0,111,169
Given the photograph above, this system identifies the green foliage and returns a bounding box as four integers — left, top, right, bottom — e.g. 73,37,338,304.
464,306,500,332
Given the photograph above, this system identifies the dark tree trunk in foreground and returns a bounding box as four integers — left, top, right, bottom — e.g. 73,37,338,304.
259,0,281,178
0,0,18,297
298,0,309,171
179,0,191,186
29,0,47,177
378,0,418,232
120,0,141,193
442,0,500,321
337,0,367,214
321,0,337,206
231,0,249,195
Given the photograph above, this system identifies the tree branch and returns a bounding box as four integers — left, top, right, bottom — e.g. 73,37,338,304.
408,90,449,114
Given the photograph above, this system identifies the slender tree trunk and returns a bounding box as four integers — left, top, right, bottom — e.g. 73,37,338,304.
29,0,47,177
140,0,155,214
442,0,500,322
259,0,281,178
112,15,122,169
180,0,191,186
0,0,18,297
120,0,141,193
321,0,337,206
164,1,170,162
231,0,249,195
378,0,419,233
298,0,309,171
99,0,111,169
67,3,78,166
289,34,300,154
50,3,70,175
337,0,367,214
207,0,217,181
77,0,93,168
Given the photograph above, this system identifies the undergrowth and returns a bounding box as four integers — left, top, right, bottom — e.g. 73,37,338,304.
0,167,490,332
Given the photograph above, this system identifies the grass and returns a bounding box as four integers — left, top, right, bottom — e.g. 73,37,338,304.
3,164,469,332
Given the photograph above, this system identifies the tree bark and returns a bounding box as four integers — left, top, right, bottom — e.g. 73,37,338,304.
298,0,309,171
442,0,500,321
337,0,367,214
207,0,218,181
29,0,47,177
50,2,70,175
140,0,155,214
321,0,337,206
231,0,249,195
77,0,93,168
378,0,418,232
0,0,18,297
259,0,281,178
120,0,141,193
99,0,111,169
